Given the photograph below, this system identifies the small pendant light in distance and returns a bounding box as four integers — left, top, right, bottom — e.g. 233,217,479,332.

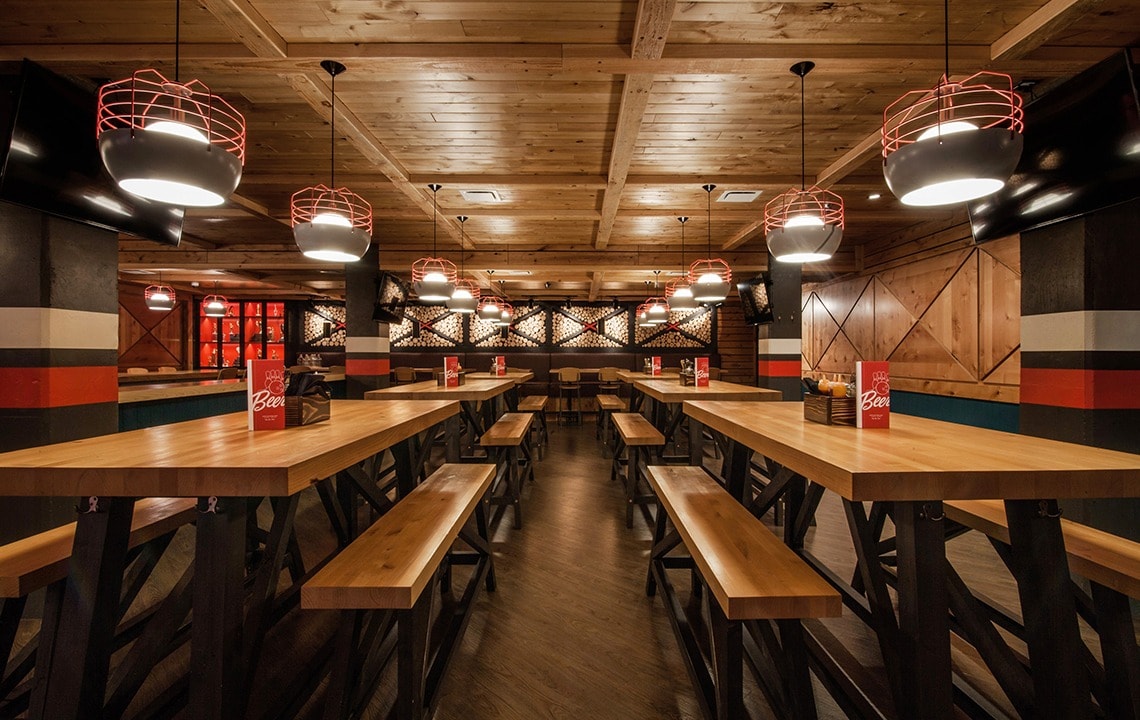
644,270,669,324
495,301,514,327
636,302,655,328
96,0,245,207
688,184,731,304
666,217,697,311
881,0,1024,206
292,61,373,262
412,184,458,302
202,283,227,318
764,61,845,263
447,216,480,313
145,274,176,311
477,270,502,320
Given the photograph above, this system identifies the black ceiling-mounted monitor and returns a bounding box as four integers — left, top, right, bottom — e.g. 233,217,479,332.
968,49,1140,243
0,59,184,246
372,271,409,323
737,273,774,325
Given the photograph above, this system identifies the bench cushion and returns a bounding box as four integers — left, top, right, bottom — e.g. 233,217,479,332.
944,499,1140,599
517,395,548,412
302,463,495,610
596,394,626,412
612,413,664,446
647,466,841,620
0,497,197,598
480,413,534,447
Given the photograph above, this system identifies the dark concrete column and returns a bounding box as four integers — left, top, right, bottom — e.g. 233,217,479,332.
344,243,390,398
1019,197,1140,538
757,256,802,400
0,204,119,541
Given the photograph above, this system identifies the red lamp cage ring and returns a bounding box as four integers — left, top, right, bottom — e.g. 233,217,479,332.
664,278,688,300
764,187,845,233
687,258,732,286
291,185,373,233
452,278,482,299
411,257,458,284
144,284,176,308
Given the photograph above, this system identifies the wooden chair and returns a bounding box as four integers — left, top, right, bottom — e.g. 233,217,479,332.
302,464,495,720
646,466,841,720
556,367,582,426
597,367,623,396
708,367,722,381
217,367,243,380
481,413,536,529
393,366,417,384
610,413,664,528
156,366,178,373
124,367,148,375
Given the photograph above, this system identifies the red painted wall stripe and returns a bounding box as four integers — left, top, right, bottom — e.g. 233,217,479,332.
758,360,802,378
1021,368,1140,410
346,358,391,377
0,366,118,408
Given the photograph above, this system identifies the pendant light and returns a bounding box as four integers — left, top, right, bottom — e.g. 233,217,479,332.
765,62,845,263
495,301,515,327
665,217,697,312
291,61,373,262
202,283,227,318
144,274,176,311
447,216,480,313
636,302,655,328
97,0,245,207
688,184,731,304
881,0,1024,206
477,270,504,320
412,184,457,302
644,270,669,324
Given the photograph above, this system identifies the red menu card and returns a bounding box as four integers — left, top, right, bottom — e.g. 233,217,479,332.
651,356,661,376
694,357,710,387
247,359,286,430
856,361,890,428
493,355,506,376
444,356,461,387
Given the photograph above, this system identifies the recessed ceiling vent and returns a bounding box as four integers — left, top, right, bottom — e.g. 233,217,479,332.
717,190,762,203
460,189,503,202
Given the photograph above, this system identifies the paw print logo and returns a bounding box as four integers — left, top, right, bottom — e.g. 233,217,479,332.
265,369,286,395
872,370,890,396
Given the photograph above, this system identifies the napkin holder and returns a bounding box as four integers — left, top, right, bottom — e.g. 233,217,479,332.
803,394,855,426
285,372,331,426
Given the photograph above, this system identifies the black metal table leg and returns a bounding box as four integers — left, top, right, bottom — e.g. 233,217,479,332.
444,414,462,463
709,599,743,720
1006,498,1093,719
32,496,135,720
688,417,705,467
189,495,248,720
722,440,752,503
396,588,432,720
392,437,417,497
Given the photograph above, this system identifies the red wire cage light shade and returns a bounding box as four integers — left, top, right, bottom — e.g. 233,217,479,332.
291,185,373,233
144,284,176,311
411,257,458,286
477,295,504,320
291,185,373,262
764,188,845,233
882,71,1025,207
763,187,845,262
687,258,732,303
96,69,246,206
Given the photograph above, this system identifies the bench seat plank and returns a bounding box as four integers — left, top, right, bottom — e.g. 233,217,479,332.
302,464,494,610
480,413,533,447
613,413,664,447
517,396,548,413
944,499,1140,598
648,466,841,620
597,395,626,412
0,497,196,598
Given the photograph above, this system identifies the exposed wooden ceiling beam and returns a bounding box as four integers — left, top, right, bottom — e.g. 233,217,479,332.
588,271,605,301
198,0,287,59
991,0,1106,62
594,0,678,249
815,131,883,191
721,218,765,252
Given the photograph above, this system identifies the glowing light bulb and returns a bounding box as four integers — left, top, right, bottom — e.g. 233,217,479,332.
147,120,209,144
311,211,352,227
916,120,977,143
672,285,693,298
424,271,448,283
452,287,473,299
151,291,170,303
698,272,722,285
784,214,825,229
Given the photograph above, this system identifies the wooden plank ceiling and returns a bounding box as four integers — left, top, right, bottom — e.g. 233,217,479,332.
1,0,1137,300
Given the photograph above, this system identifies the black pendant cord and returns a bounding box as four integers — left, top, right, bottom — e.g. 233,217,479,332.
329,72,335,187
678,216,688,271
428,183,442,257
702,184,716,256
800,69,806,191
173,0,180,82
457,216,468,275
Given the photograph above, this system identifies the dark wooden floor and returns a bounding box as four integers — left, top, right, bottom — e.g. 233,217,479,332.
8,416,1118,719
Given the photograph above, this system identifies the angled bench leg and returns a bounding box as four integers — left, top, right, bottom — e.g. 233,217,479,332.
709,599,743,720
322,610,365,720
508,447,522,529
625,446,641,528
610,436,626,483
396,588,433,720
1090,581,1140,720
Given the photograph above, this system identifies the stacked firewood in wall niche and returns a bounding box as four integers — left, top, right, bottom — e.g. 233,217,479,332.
552,307,624,348
392,307,463,348
636,308,713,348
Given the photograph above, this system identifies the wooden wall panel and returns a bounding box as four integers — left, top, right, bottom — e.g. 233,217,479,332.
803,224,1021,403
715,295,755,385
117,285,187,370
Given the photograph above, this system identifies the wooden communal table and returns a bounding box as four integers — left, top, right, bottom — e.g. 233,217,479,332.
633,379,781,464
366,377,519,461
117,369,219,384
0,399,458,720
684,400,1140,720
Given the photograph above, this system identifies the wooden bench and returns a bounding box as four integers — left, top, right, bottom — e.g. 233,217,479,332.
595,394,626,457
516,395,549,459
610,413,665,528
0,497,197,712
944,499,1140,720
481,413,536,529
302,463,496,720
646,466,842,720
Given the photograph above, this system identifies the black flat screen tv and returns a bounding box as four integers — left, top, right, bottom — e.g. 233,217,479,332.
0,60,184,245
737,273,774,325
968,49,1140,243
372,271,410,323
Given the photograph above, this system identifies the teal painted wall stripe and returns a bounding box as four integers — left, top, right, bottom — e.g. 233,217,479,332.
120,381,347,431
891,390,1018,433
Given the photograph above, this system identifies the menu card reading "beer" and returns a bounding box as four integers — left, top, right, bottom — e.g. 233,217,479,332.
247,359,286,430
855,360,890,428
493,356,506,376
444,356,461,387
694,357,710,387
651,356,662,376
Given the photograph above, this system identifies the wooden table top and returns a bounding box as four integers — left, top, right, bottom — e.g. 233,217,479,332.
364,377,518,402
616,370,682,382
118,369,218,384
634,378,782,404
0,400,458,498
118,374,346,405
684,401,1140,502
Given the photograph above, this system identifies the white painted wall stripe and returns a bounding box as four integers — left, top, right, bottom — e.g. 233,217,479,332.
1022,310,1140,352
0,307,119,350
757,338,803,355
345,336,390,354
